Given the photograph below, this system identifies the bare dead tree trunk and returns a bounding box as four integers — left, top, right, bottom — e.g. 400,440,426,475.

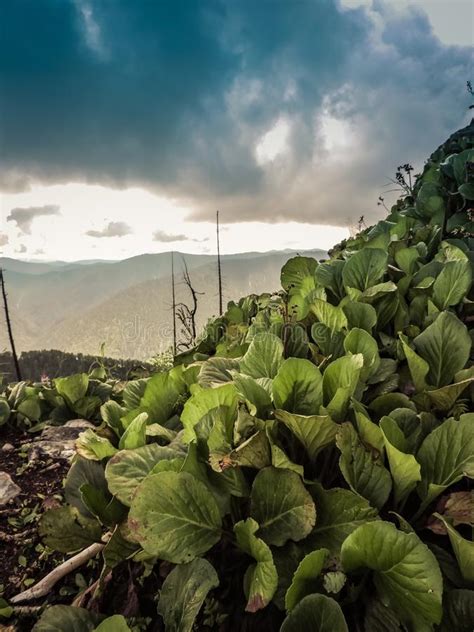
176,258,203,351
0,268,22,381
171,251,177,356
216,210,223,316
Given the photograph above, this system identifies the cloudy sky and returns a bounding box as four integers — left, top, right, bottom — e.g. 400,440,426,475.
0,0,472,261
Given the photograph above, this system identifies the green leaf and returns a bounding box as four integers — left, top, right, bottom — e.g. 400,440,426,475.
285,549,328,612
105,443,184,506
315,259,345,300
250,467,316,546
380,416,421,506
280,594,348,632
341,521,443,627
425,374,474,411
157,559,219,632
433,514,474,582
100,400,125,437
399,335,429,392
240,333,284,379
336,423,392,510
65,457,109,518
343,301,377,332
234,518,278,612
211,430,271,471
311,299,348,333
122,379,147,410
281,256,317,292
363,598,403,632
80,484,126,527
181,383,238,443
128,471,221,563
414,312,471,387
270,444,304,477
0,597,12,618
272,358,323,415
459,182,474,199
433,260,472,310
55,373,89,407
94,616,131,632
437,589,474,632
198,357,240,387
0,398,11,426
342,248,388,292
343,328,380,380
39,505,102,553
232,373,273,418
307,485,379,554
354,411,384,454
75,429,118,461
323,354,364,421
136,371,185,424
275,409,337,461
32,606,99,632
118,412,147,450
417,414,474,505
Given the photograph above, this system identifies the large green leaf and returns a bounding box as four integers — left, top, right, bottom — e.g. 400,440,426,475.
342,248,388,291
341,521,443,627
275,410,338,461
322,354,364,421
285,548,328,612
94,616,131,632
343,328,380,380
250,467,316,546
232,373,272,417
39,505,102,553
131,371,185,424
343,301,377,332
105,443,184,506
240,333,284,379
315,259,345,300
32,606,99,632
118,412,147,450
55,373,89,407
280,594,348,632
0,398,10,426
414,312,471,387
157,559,219,632
307,485,379,554
272,358,323,415
181,383,238,443
128,471,221,563
417,415,474,505
432,260,472,310
281,256,317,292
234,518,278,612
75,429,118,461
399,335,429,392
311,299,347,333
433,514,474,582
337,423,392,510
380,416,421,507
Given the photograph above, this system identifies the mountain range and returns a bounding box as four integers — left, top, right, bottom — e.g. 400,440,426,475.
0,249,325,360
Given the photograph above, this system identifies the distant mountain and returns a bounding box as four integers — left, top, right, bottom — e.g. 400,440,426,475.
0,249,326,359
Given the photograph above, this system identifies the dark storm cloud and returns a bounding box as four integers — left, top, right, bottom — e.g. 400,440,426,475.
6,205,60,234
0,0,471,226
85,221,132,238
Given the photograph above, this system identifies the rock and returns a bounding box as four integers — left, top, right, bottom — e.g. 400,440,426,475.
1,443,15,452
28,419,95,462
0,472,21,505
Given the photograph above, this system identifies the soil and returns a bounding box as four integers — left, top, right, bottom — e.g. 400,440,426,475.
0,425,71,630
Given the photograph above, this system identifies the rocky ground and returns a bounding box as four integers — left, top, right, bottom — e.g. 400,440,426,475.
0,421,94,631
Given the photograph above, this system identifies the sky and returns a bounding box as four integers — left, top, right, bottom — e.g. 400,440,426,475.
0,0,472,261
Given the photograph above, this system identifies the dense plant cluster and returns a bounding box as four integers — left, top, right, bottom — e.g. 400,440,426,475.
1,121,473,631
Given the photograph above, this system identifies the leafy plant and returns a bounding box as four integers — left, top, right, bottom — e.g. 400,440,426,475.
6,120,474,631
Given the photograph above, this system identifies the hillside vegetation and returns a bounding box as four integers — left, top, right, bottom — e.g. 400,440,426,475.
0,121,473,631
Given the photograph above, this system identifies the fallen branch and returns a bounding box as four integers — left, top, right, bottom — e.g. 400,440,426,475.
10,542,104,603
